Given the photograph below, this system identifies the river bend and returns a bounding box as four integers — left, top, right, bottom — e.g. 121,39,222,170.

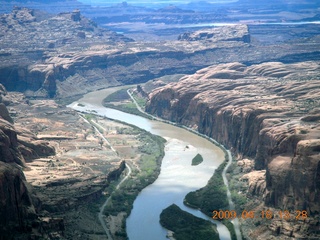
68,87,232,240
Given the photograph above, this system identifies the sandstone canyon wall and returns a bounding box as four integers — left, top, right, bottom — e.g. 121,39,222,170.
146,61,320,237
1,8,320,98
0,84,56,239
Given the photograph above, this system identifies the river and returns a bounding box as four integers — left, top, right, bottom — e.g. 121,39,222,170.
68,87,232,240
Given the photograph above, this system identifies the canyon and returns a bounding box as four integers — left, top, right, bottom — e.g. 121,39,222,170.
0,84,162,239
1,7,320,99
0,84,57,239
0,1,319,239
145,61,320,239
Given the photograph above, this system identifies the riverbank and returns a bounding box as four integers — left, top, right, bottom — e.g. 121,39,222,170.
100,85,241,239
102,130,165,239
68,88,167,239
9,92,159,239
160,204,220,240
102,88,152,120
126,87,242,240
184,157,237,240
68,85,231,239
77,111,166,239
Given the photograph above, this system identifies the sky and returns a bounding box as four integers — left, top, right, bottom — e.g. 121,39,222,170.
78,0,238,7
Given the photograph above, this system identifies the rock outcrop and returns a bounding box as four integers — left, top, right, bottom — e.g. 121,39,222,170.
0,7,133,97
178,25,250,43
146,61,320,238
0,88,55,166
0,84,56,238
1,8,320,98
0,162,37,238
17,127,55,162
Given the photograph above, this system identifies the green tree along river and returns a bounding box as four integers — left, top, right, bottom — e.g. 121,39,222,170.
68,86,232,240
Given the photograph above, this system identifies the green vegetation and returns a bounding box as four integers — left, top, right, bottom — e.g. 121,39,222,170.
131,91,147,108
160,204,219,240
184,159,229,216
225,160,247,240
191,153,203,166
82,114,105,133
84,113,95,121
55,94,84,106
184,153,237,240
227,162,247,214
222,219,237,240
103,88,131,102
96,86,240,239
102,88,152,119
103,128,166,237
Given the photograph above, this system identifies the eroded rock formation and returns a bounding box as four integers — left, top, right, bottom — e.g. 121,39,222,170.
178,25,250,43
0,84,56,238
146,61,320,238
0,162,37,237
1,8,320,98
0,7,133,97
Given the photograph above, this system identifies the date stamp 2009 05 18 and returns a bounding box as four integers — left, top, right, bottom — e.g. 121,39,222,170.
212,210,308,220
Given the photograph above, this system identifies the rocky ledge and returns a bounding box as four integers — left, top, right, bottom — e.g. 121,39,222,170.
1,7,320,98
178,24,250,43
146,61,320,239
0,84,57,239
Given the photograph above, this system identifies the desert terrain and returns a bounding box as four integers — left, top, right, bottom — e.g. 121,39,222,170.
0,0,319,239
0,86,165,239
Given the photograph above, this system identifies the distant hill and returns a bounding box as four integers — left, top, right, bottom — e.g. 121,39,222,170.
0,0,87,14
157,5,194,13
177,1,217,12
300,13,320,22
178,0,320,11
236,0,320,7
1,0,74,2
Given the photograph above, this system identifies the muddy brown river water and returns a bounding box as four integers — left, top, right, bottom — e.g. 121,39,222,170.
68,87,232,240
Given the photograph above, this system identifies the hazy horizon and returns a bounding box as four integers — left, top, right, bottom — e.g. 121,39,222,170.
78,0,238,7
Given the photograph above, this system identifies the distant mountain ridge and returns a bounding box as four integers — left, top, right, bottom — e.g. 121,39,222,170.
1,0,75,2
0,0,87,14
178,0,320,11
235,0,320,9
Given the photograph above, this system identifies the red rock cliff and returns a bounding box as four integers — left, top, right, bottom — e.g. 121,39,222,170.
146,62,320,217
0,84,55,238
